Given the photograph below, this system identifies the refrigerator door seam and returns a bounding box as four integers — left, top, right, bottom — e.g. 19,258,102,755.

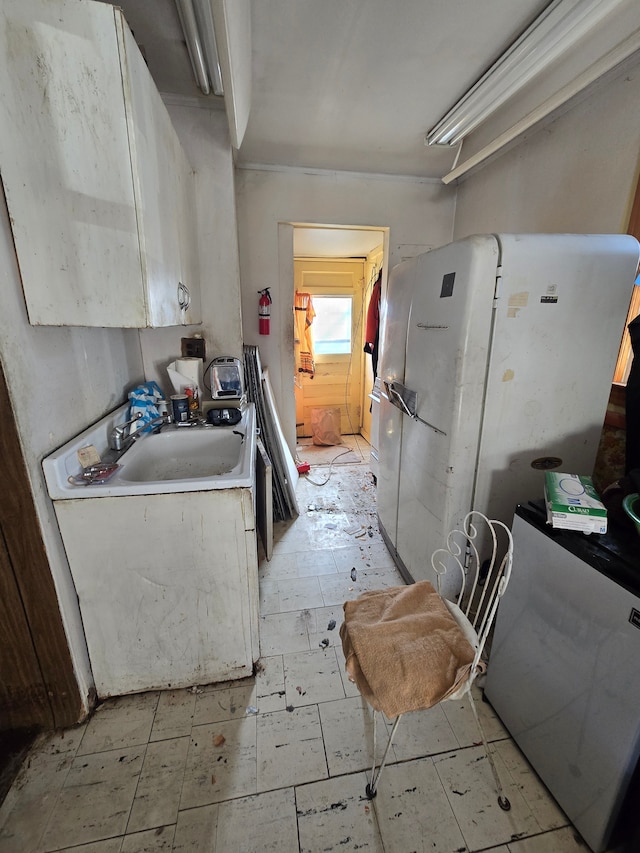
493,264,503,302
469,269,502,516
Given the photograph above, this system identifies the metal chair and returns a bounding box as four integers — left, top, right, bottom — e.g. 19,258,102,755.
340,511,514,807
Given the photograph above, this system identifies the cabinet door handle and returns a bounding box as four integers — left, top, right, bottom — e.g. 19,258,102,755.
177,282,191,311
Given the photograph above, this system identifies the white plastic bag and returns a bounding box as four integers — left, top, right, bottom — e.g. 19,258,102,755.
310,407,343,446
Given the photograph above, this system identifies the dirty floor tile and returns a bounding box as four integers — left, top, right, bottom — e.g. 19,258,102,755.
373,756,467,852
319,695,385,777
120,824,176,852
433,744,543,851
259,609,313,656
283,647,345,707
39,746,145,851
389,703,460,762
295,773,384,853
149,690,196,742
126,736,189,834
77,693,159,755
257,706,328,792
215,787,299,852
180,718,257,809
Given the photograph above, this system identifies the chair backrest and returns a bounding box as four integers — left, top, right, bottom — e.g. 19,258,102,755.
430,511,513,662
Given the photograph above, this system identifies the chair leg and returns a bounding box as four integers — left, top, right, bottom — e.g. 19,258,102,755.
366,711,402,799
467,689,511,811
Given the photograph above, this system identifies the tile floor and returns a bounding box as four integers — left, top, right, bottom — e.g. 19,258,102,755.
0,437,589,852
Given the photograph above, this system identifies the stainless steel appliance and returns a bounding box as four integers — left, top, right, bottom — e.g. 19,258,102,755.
209,356,244,400
485,502,640,853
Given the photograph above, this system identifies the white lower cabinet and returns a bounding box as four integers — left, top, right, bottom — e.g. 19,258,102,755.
54,489,258,698
0,0,200,327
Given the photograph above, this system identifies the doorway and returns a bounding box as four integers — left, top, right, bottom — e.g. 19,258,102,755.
292,225,386,450
294,258,365,438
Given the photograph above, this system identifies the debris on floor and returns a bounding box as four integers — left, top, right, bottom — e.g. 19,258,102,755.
212,734,225,747
245,706,259,715
319,638,330,648
296,686,306,695
327,619,336,631
351,567,357,581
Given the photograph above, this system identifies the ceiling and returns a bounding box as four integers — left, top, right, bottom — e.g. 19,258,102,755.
293,227,385,260
109,0,551,180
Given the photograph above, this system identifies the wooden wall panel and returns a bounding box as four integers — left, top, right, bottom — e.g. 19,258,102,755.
0,363,81,730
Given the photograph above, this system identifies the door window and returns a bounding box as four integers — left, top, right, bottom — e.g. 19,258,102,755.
312,296,353,355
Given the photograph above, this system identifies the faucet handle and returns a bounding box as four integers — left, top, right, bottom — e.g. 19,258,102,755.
110,412,143,450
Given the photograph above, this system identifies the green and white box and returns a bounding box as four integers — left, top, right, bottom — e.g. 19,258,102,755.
544,472,607,534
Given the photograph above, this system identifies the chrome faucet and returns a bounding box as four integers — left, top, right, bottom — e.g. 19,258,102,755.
142,414,172,433
110,413,143,451
109,413,171,452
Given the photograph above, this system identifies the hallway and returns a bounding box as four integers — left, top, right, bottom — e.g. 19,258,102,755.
0,442,585,852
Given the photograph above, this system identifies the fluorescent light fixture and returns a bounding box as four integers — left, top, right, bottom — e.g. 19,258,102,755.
427,0,625,147
441,28,640,184
175,0,224,96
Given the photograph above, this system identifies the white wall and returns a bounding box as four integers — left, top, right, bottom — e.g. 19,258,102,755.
235,168,456,449
453,56,640,238
0,185,145,716
139,106,243,396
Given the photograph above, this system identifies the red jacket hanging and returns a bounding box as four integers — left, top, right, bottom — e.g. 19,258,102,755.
365,273,381,347
364,271,382,378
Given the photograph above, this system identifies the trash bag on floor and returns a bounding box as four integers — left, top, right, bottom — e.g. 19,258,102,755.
310,407,343,446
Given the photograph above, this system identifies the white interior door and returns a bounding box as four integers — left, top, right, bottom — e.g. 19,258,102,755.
294,259,364,438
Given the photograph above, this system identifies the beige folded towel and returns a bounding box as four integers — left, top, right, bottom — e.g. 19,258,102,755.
340,581,475,719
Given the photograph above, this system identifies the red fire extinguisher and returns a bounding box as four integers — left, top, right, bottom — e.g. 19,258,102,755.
258,288,272,335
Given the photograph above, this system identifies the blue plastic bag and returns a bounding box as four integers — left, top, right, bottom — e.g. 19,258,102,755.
128,381,165,433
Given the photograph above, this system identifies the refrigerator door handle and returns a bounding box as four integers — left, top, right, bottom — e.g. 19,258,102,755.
384,380,415,417
384,381,447,435
414,413,446,436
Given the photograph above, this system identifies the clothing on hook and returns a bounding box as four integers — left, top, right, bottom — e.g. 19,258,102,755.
364,271,382,377
294,291,316,376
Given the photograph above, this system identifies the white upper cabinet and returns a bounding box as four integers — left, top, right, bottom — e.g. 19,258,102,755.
0,0,201,327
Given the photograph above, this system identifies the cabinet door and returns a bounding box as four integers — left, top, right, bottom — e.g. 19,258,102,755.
119,18,185,327
0,0,146,326
176,162,202,326
55,490,256,697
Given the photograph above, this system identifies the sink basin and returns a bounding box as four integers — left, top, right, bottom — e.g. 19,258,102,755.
120,427,245,482
43,403,256,499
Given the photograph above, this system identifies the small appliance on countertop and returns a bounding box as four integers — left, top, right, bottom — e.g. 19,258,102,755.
208,356,244,403
206,407,243,426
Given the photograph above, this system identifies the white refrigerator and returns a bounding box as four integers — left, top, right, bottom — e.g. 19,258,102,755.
377,233,639,593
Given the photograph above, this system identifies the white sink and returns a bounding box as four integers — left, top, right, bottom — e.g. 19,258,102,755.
43,403,256,499
120,427,246,482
